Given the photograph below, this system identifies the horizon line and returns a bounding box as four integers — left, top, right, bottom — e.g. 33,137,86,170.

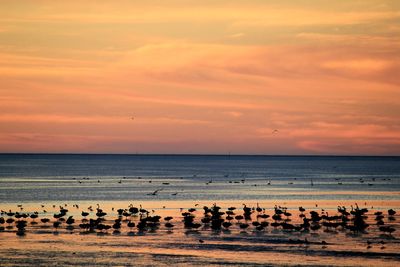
0,152,399,157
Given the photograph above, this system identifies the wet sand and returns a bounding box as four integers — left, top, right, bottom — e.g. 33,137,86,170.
1,199,400,266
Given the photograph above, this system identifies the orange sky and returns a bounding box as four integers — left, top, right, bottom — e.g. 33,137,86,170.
1,1,400,155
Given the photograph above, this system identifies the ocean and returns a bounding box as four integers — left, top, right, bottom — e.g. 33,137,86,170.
1,154,399,203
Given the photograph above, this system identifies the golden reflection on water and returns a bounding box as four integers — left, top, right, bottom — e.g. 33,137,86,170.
1,223,399,267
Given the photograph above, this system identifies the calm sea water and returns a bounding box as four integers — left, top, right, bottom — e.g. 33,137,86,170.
0,154,399,203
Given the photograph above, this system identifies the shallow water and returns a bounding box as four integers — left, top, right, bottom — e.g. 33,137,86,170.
1,202,400,267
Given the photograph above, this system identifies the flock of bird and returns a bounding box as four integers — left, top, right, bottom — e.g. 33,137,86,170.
69,175,389,197
0,203,397,250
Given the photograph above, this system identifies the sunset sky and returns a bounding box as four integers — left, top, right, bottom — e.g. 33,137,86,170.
0,1,399,155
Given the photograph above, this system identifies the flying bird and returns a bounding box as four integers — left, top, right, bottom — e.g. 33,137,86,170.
147,189,163,196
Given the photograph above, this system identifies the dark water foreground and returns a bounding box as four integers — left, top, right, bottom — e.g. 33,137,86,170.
1,234,399,267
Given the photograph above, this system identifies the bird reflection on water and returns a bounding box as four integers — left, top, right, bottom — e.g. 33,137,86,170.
1,203,398,249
